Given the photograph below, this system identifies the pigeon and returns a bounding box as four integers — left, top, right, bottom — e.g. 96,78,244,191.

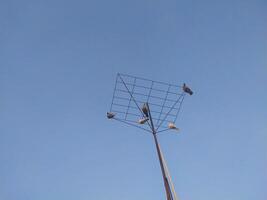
107,112,115,119
138,117,149,124
142,103,149,117
168,122,179,131
182,83,193,95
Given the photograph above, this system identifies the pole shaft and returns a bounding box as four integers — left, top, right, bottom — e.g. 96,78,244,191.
153,134,173,200
146,103,173,200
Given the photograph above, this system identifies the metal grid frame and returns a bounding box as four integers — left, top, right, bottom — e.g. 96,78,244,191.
109,73,186,133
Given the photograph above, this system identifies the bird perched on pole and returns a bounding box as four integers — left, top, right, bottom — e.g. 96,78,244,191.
142,103,149,117
182,83,193,95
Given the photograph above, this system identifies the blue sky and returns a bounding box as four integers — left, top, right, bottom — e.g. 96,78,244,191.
1,0,267,199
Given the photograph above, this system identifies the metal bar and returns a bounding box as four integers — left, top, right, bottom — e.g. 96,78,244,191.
110,74,119,111
173,94,185,123
114,115,172,125
117,81,182,96
118,74,153,130
156,128,171,133
113,118,152,133
146,103,173,200
153,131,173,200
112,103,177,117
112,111,173,123
156,84,171,126
111,110,141,117
159,143,179,200
156,93,185,132
125,78,137,119
113,96,180,110
116,88,180,103
146,81,154,102
118,73,182,89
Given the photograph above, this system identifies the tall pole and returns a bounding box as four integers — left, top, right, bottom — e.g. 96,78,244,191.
146,103,173,200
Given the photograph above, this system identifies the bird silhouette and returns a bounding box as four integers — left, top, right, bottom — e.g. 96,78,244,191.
142,103,149,117
107,112,115,119
182,83,193,95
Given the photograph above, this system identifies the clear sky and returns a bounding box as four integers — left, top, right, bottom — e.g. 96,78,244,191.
1,0,267,199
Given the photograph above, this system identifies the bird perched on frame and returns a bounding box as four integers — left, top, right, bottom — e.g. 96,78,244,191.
182,83,193,95
142,103,149,117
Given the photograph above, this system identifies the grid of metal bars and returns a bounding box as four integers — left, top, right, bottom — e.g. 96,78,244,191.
109,73,185,133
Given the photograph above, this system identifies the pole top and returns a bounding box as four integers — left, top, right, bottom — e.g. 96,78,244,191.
107,73,191,133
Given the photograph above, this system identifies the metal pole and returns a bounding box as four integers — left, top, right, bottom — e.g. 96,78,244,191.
146,103,173,200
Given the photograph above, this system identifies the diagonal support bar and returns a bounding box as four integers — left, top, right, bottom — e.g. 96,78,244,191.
118,74,153,130
156,93,185,132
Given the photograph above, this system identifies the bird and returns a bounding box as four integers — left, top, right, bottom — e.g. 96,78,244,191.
182,83,193,95
138,117,149,124
168,122,179,131
107,112,115,119
142,103,149,117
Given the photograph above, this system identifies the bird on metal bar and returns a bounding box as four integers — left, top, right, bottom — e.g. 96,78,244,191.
138,117,149,124
107,112,115,119
142,103,149,117
168,122,179,131
182,83,193,95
